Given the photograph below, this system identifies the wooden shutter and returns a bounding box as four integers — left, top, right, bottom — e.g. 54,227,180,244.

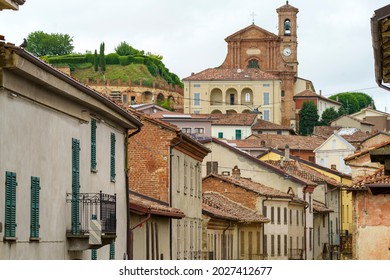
71,138,80,234
5,171,17,238
91,119,97,171
110,133,116,181
30,176,40,238
110,241,115,260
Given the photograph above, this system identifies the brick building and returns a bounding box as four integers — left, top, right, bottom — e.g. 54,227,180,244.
127,113,210,259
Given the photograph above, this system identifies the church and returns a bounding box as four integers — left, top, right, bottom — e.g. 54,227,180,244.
182,1,316,129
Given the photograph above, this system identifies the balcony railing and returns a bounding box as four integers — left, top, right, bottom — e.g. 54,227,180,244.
66,191,116,235
288,249,304,260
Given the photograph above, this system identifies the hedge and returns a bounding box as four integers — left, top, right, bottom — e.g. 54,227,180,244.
48,55,86,64
106,53,119,65
119,56,130,66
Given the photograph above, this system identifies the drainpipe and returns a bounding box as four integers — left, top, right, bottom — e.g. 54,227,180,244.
126,126,142,259
303,188,307,260
222,221,232,260
169,132,183,259
262,196,269,259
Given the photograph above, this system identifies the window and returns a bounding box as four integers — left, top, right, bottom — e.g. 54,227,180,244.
5,171,17,238
277,207,281,224
110,133,116,182
284,19,291,35
284,207,287,224
206,161,218,175
263,110,270,121
284,235,288,256
271,207,274,224
194,128,204,134
240,231,245,256
245,92,251,102
91,119,97,171
194,93,200,106
72,138,80,235
263,205,267,218
263,84,270,87
130,96,136,105
30,176,40,239
193,84,201,88
218,132,223,139
296,210,299,226
122,95,127,104
277,235,281,256
264,235,268,256
271,235,275,256
247,59,259,68
263,92,270,105
289,209,292,225
235,129,242,140
182,127,191,134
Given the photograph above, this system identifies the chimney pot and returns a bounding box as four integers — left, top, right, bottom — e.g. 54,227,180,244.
285,144,290,160
232,165,241,179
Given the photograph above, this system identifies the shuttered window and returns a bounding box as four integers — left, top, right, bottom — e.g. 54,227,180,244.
110,241,115,260
5,171,17,238
72,138,80,235
110,133,116,182
235,129,242,140
91,119,97,171
30,176,40,239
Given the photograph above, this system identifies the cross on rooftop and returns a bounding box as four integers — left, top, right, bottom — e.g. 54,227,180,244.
250,11,256,24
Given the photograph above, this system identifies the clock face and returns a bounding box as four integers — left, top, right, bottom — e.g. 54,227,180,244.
283,47,292,57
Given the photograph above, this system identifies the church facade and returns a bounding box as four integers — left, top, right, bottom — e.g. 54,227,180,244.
183,2,314,128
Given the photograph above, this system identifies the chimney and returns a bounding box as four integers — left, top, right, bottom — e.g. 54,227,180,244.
232,165,241,179
285,144,290,161
331,164,337,170
319,90,322,96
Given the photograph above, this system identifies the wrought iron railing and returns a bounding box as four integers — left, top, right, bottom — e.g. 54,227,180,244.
66,191,116,235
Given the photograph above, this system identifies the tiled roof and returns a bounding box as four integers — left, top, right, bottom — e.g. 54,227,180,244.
247,134,325,151
265,160,344,187
204,173,298,199
332,115,375,126
130,192,185,218
211,113,258,126
293,90,341,105
313,126,341,139
182,68,279,81
348,167,390,190
313,126,376,144
224,139,271,149
251,119,295,133
313,200,333,213
203,191,269,223
344,140,390,161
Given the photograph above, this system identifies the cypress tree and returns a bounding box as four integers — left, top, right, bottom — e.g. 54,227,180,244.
94,49,98,72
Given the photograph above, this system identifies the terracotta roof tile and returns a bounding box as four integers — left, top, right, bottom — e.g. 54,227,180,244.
349,167,390,190
293,90,341,105
203,191,269,223
251,119,295,132
247,134,325,151
182,68,279,81
313,200,333,213
204,173,297,199
211,113,258,126
265,160,345,187
331,115,375,126
130,192,185,218
344,140,390,161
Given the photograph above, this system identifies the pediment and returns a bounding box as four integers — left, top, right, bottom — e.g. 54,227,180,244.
225,24,279,42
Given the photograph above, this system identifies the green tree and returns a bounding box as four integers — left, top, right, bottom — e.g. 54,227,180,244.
298,101,319,136
93,50,98,72
115,41,142,56
320,107,339,125
329,92,375,114
338,105,347,117
99,42,106,72
26,31,74,57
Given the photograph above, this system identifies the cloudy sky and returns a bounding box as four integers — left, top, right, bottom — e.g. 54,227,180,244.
2,0,390,111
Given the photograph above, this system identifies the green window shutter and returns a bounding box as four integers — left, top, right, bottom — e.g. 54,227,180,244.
110,133,116,181
5,171,17,238
30,176,40,238
235,129,242,140
109,240,115,260
91,119,97,171
71,138,80,234
91,214,97,260
218,132,223,139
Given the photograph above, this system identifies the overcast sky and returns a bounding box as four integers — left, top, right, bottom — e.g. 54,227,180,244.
2,0,390,111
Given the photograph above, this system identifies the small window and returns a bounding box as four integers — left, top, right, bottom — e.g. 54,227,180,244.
206,161,218,175
122,95,127,104
5,171,17,239
245,92,251,102
91,119,97,172
247,59,259,69
284,19,291,35
271,207,275,224
194,128,204,134
263,110,270,121
263,92,270,105
218,132,223,139
182,128,191,134
277,207,281,224
110,133,116,182
130,96,136,105
30,176,41,239
271,235,275,256
235,129,242,140
194,93,200,106
284,207,287,224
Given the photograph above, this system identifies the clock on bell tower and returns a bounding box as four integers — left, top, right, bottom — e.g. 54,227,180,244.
277,1,299,74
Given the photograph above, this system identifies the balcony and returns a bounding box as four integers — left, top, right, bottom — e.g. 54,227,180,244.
66,191,116,251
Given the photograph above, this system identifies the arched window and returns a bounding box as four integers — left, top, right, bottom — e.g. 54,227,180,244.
247,59,259,69
245,92,251,102
284,19,291,35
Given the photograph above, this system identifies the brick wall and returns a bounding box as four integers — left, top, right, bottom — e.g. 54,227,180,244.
203,176,258,210
128,119,176,202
